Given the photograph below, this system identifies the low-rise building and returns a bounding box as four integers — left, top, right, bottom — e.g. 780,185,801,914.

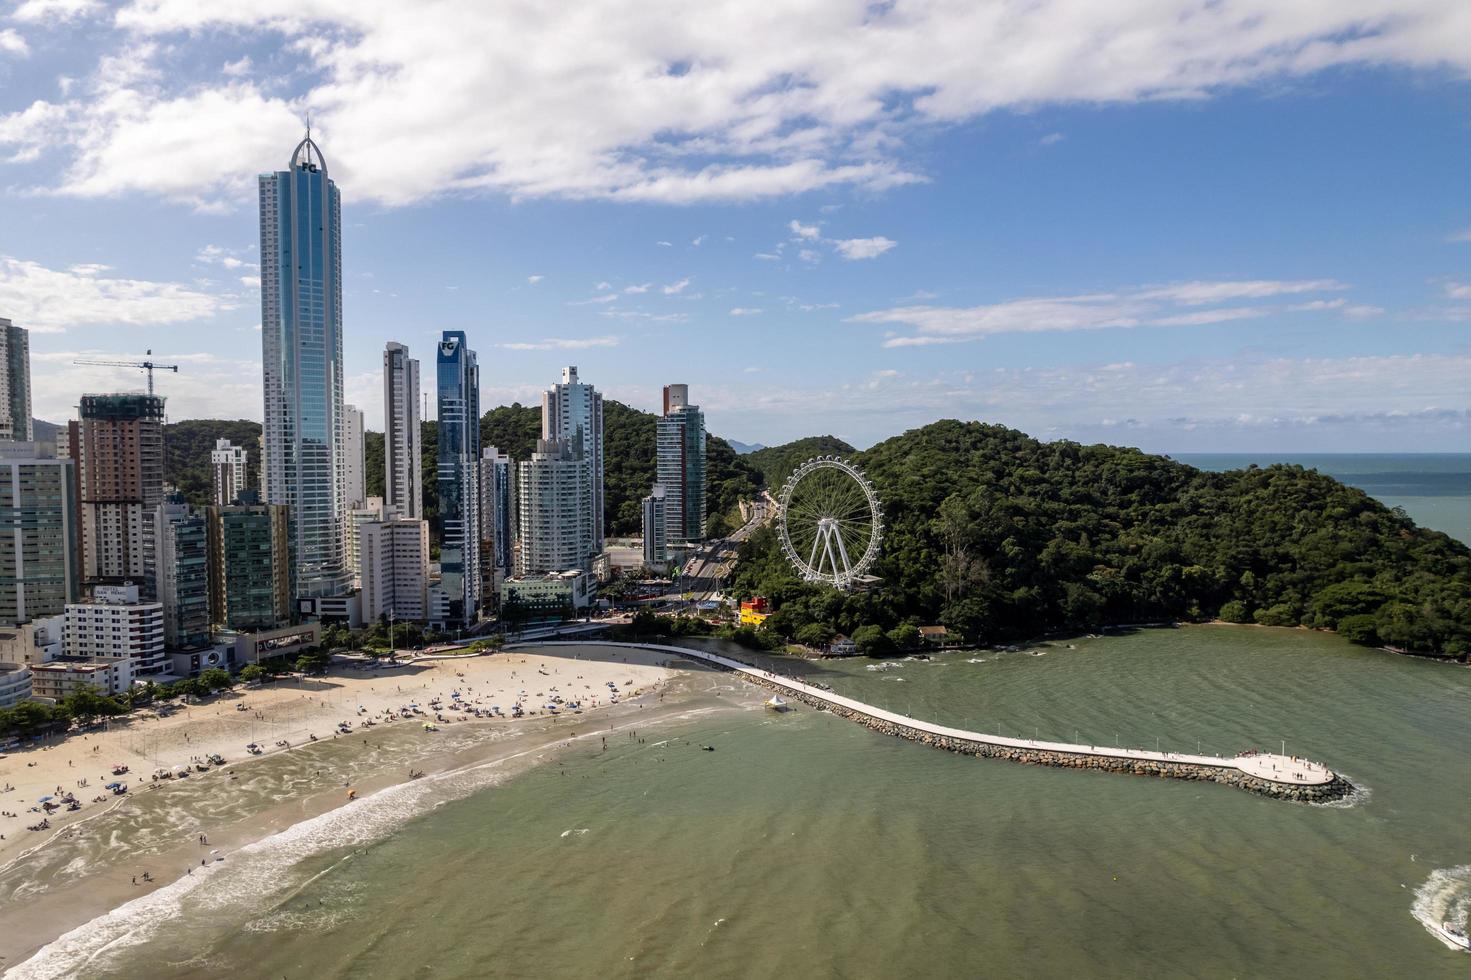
829,634,857,656
28,655,133,699
500,570,594,622
233,622,322,665
0,662,30,708
739,597,770,627
919,625,961,649
64,583,165,675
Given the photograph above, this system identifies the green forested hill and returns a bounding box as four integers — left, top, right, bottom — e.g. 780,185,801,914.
730,420,1471,657
745,435,856,489
164,419,262,504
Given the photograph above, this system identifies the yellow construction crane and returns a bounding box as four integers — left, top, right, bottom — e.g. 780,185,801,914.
73,349,180,396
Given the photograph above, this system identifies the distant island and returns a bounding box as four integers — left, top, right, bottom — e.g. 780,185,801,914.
160,414,1471,659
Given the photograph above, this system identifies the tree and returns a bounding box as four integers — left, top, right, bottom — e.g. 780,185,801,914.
239,664,265,684
1218,600,1250,624
886,623,922,652
198,667,232,692
852,624,892,656
796,622,834,648
61,685,124,727
1336,614,1380,646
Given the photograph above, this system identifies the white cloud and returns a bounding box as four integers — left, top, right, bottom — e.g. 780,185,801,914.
0,255,230,333
11,0,101,22
1039,132,1065,146
729,307,763,316
662,277,692,295
594,281,611,291
1443,281,1471,299
526,274,543,285
853,278,1356,344
221,56,253,77
1138,279,1347,305
0,30,29,57
833,236,897,260
194,244,257,270
789,219,821,239
655,241,673,247
32,351,260,424
700,353,1471,451
753,252,781,261
1447,228,1471,243
691,235,706,247
5,2,1468,209
567,293,617,305
623,283,651,293
497,335,621,351
239,275,260,287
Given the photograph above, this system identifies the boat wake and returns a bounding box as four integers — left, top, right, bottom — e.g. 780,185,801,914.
1411,865,1471,951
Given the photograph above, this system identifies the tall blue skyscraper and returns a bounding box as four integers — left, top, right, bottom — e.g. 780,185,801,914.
259,133,349,599
436,331,480,624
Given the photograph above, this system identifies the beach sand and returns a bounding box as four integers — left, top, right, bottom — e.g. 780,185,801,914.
0,647,678,873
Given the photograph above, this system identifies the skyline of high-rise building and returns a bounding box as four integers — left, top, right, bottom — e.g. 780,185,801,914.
0,442,77,626
342,402,366,508
516,437,589,577
206,491,292,632
71,393,167,593
382,341,422,520
479,441,514,579
359,517,430,623
435,330,480,624
259,132,351,599
153,491,210,651
541,365,603,560
0,319,33,444
656,383,707,549
210,437,247,506
642,484,668,572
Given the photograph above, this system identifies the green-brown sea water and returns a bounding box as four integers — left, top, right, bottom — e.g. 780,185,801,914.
8,628,1470,978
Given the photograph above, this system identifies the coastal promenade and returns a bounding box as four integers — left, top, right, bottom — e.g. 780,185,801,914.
521,640,1354,802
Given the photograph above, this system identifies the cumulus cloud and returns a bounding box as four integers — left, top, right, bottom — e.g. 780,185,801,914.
833,236,896,260
0,255,230,332
497,335,620,351
789,219,821,239
12,0,101,22
702,353,1471,450
0,30,29,57
853,279,1362,345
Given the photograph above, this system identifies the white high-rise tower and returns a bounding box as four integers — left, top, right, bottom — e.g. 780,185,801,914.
541,365,603,560
383,341,422,519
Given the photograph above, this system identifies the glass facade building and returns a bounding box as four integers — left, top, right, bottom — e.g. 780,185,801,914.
259,134,350,599
154,492,210,650
0,319,32,443
656,384,707,547
435,331,480,624
207,494,292,632
0,445,77,626
382,342,422,519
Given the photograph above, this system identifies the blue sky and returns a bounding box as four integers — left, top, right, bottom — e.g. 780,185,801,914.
1,1,1469,451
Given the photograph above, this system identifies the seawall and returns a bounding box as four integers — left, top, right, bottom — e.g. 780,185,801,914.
517,640,1356,804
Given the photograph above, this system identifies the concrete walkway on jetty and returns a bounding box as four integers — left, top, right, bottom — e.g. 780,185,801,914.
521,640,1347,799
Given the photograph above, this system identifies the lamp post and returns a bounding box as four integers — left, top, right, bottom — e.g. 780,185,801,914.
389,609,396,660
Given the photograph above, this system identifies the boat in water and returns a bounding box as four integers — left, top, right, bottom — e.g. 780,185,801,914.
765,695,789,711
1430,919,1470,951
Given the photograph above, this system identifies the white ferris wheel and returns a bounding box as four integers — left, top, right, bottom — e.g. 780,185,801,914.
776,456,883,590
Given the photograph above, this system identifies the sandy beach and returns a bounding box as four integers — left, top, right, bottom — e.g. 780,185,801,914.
0,646,679,873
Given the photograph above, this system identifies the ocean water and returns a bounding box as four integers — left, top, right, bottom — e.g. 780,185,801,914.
1177,453,1471,547
12,631,1471,978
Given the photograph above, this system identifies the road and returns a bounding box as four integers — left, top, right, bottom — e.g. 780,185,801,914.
666,491,777,605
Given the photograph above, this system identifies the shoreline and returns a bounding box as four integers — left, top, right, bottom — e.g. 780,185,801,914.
0,646,705,972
